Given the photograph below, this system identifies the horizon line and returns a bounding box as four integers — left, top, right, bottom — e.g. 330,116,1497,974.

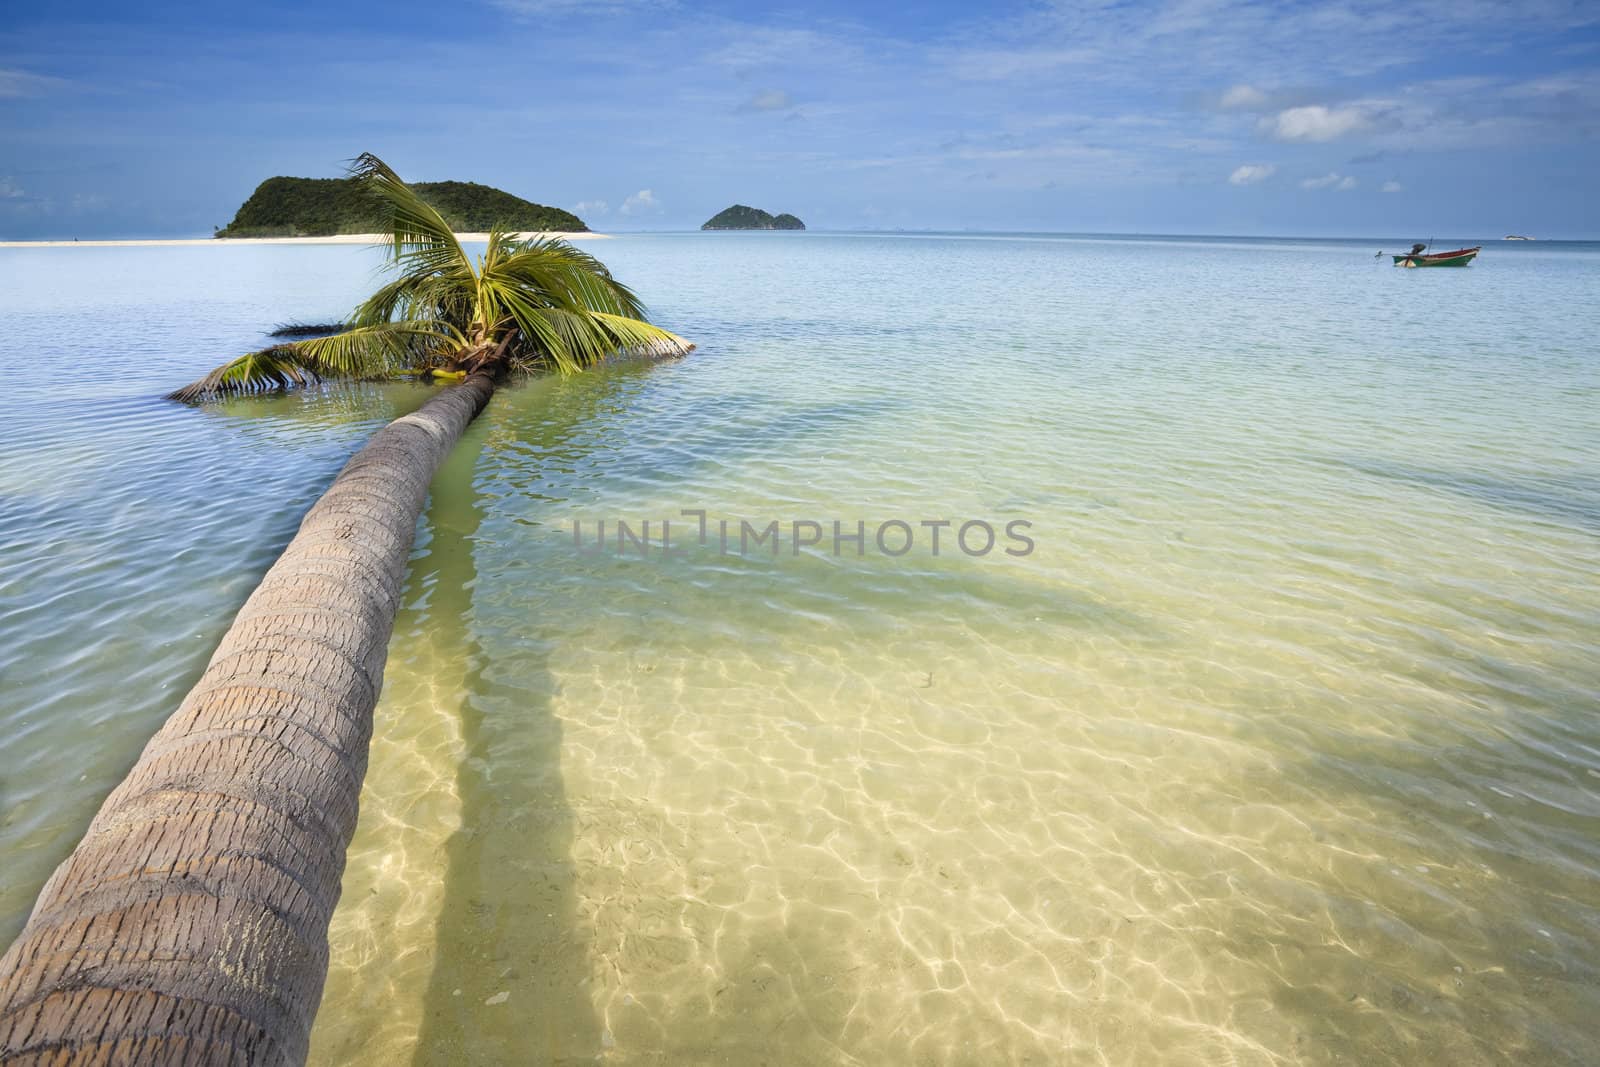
2,228,1591,245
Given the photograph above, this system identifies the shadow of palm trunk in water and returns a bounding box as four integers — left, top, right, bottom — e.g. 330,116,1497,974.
308,386,602,1064
410,434,601,1063
316,361,924,1064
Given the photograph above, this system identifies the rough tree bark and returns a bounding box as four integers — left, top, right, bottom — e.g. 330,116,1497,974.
0,371,497,1066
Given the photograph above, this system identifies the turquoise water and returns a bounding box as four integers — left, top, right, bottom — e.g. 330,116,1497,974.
1,234,1598,1064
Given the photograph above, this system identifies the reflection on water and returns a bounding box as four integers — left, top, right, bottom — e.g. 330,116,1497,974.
3,236,1599,1065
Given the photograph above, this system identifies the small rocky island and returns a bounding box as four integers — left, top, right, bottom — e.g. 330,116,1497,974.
701,205,805,231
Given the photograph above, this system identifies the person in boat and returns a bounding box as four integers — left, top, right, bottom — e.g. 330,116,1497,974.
1408,243,1426,256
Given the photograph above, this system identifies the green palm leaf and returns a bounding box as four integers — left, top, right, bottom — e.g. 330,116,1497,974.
484,237,649,319
349,153,472,280
167,345,320,402
294,321,464,377
169,322,462,402
504,303,691,375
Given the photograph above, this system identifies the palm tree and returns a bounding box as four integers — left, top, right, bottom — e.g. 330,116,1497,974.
0,156,687,1064
172,153,687,403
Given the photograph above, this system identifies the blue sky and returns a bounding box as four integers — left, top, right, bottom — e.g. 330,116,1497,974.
2,0,1598,238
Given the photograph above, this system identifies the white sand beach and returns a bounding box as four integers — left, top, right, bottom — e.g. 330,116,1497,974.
0,232,608,248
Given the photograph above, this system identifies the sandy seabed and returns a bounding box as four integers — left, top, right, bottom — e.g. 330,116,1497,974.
0,232,609,248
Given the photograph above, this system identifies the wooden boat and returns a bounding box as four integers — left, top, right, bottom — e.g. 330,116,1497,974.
1392,246,1481,267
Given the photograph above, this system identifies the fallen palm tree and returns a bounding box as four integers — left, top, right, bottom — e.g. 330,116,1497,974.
0,154,688,1064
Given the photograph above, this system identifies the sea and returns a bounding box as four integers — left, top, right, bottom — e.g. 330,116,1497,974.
1,232,1597,1065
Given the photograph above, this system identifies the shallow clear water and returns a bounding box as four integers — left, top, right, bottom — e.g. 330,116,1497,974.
2,234,1598,1065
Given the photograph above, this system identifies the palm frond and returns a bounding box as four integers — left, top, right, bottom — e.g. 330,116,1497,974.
505,305,607,374
169,322,464,403
167,345,322,402
480,227,520,273
504,303,692,375
349,153,470,279
482,237,650,319
349,269,474,329
269,321,347,338
585,311,694,357
481,235,688,373
293,321,465,377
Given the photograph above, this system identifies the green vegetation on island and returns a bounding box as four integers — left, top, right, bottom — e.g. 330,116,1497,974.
216,175,587,237
700,205,806,231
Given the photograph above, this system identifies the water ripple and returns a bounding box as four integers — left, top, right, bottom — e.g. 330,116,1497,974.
2,236,1598,1065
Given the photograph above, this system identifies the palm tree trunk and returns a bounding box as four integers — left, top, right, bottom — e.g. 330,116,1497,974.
0,371,497,1065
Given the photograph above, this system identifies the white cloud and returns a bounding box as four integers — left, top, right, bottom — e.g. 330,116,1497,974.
1266,104,1370,141
620,189,659,216
574,199,608,216
490,0,663,15
0,178,23,199
744,89,794,112
945,0,1598,91
948,47,1095,81
1381,180,1404,193
1301,172,1358,190
707,27,855,73
0,68,66,98
1228,163,1275,185
1505,72,1600,99
1220,84,1269,110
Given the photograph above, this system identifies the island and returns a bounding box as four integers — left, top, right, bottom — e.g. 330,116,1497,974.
700,205,806,231
216,175,586,237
